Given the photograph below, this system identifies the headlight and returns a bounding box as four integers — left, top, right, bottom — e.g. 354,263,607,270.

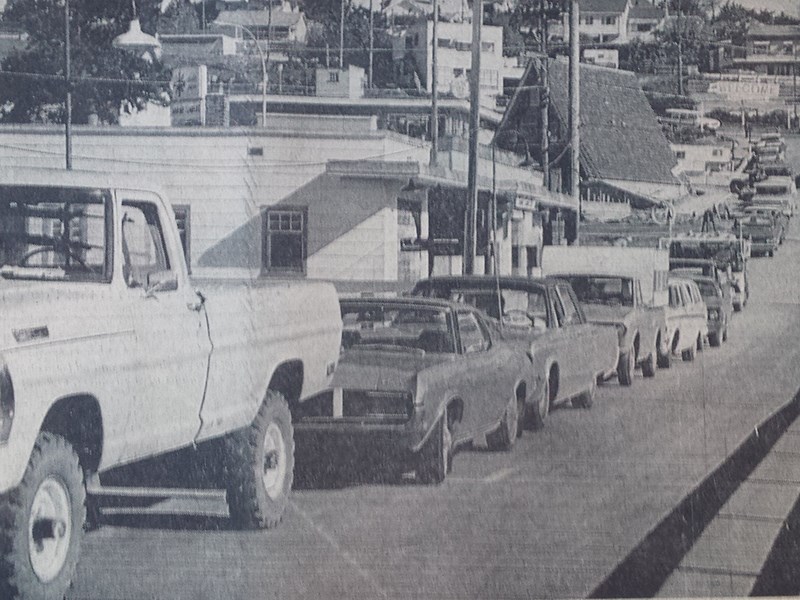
615,323,627,342
707,308,720,321
0,361,14,445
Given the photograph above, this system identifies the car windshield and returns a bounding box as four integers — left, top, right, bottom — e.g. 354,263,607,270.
340,303,455,353
0,185,109,282
562,276,634,307
446,287,548,327
696,281,719,299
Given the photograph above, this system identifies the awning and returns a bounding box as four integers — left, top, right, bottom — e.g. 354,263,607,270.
326,160,578,212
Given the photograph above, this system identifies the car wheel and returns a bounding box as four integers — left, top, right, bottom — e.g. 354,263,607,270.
572,378,595,409
641,347,657,378
657,345,671,369
515,394,525,439
528,375,550,431
709,331,721,347
618,349,635,386
723,327,729,343
224,390,295,530
682,343,696,362
487,395,518,452
416,412,451,484
696,333,703,352
733,302,742,312
0,432,86,600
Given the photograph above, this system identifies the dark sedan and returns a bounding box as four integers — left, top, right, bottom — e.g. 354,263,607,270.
294,297,534,483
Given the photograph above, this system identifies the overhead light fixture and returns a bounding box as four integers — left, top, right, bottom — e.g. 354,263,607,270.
401,178,423,192
113,0,161,61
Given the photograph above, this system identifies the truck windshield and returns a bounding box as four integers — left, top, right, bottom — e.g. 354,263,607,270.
561,276,634,307
0,185,110,282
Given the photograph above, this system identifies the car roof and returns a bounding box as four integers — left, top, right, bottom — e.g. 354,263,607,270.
338,295,468,312
671,270,715,283
415,275,559,290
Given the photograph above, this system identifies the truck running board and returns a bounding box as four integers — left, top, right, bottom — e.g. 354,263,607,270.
86,478,226,509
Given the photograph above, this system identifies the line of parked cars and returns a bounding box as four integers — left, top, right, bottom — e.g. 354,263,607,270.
296,238,752,484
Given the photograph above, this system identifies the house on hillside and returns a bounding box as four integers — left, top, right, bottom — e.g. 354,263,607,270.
627,0,664,42
497,57,682,228
212,1,308,47
561,0,631,44
733,23,800,76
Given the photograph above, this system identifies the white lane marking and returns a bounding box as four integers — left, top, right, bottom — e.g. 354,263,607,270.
483,467,518,483
288,500,388,599
333,388,343,418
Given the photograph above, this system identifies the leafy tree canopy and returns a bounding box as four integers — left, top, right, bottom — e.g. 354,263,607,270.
1,0,171,124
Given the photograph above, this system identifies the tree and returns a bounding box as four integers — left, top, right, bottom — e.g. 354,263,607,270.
302,1,394,87
0,0,171,124
157,0,200,35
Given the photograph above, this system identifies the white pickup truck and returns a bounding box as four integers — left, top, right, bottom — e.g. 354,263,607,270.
542,246,670,385
0,169,342,600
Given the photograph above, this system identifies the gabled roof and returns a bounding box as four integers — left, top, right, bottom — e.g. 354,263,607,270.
499,58,678,187
628,1,663,20
747,23,800,38
580,0,629,14
215,8,303,29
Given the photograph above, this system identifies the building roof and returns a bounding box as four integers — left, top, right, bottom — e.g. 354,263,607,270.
499,58,678,187
215,8,303,29
747,23,800,38
580,0,629,14
628,1,663,20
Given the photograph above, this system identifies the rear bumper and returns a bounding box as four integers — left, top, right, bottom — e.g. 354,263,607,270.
294,409,433,453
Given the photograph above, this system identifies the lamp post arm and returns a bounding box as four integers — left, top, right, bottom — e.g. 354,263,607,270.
218,21,267,126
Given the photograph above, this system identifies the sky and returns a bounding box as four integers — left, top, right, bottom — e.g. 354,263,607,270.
730,0,800,18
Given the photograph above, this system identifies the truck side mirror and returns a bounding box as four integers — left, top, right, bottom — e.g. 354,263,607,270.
145,270,178,296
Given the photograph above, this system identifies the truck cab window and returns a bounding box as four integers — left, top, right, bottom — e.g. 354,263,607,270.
121,201,171,289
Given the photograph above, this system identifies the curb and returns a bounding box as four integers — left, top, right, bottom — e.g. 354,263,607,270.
589,389,800,598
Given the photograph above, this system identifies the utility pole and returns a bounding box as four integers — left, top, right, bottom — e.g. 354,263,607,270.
430,0,439,166
340,0,345,68
368,0,374,88
569,0,580,243
64,0,72,170
465,0,482,274
677,0,684,95
540,0,549,190
793,40,797,130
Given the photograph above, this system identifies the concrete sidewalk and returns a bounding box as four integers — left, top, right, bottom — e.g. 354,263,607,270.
657,422,800,596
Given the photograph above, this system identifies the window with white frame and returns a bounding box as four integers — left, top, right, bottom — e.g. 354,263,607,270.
263,208,306,273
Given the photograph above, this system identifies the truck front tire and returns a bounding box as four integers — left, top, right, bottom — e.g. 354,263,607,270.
224,390,295,530
0,432,86,600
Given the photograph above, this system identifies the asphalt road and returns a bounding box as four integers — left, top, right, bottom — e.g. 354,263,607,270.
68,221,800,600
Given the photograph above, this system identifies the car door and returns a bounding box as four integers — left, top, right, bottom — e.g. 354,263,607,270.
551,284,587,398
453,310,514,437
118,194,213,461
668,283,683,350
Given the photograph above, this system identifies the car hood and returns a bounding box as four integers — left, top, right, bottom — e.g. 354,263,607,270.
703,296,723,310
580,303,630,325
332,348,454,392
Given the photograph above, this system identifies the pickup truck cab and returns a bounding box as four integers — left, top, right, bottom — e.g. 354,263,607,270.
0,169,342,600
742,215,781,257
410,275,619,427
542,247,670,385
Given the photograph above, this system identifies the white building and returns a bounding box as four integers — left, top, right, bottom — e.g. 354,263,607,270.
393,19,504,107
315,65,367,99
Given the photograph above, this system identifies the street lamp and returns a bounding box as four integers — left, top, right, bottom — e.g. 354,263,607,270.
62,0,160,170
217,21,268,127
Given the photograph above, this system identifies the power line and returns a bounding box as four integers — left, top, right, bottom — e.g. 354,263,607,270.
0,70,172,86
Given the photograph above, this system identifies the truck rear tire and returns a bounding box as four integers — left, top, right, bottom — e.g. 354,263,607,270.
0,432,86,600
641,348,657,378
618,350,635,386
416,412,451,484
224,390,295,530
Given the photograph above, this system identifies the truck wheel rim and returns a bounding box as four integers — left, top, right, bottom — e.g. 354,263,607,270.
262,423,287,500
28,477,72,583
442,418,452,472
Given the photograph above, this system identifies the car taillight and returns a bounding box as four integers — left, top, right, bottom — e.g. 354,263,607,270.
0,361,14,444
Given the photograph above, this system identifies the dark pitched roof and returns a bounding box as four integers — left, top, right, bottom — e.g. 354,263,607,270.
629,1,663,19
580,0,629,14
215,8,303,29
747,23,800,38
500,58,677,187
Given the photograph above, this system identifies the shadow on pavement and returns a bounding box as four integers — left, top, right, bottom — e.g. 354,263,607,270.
98,512,232,532
589,387,800,598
